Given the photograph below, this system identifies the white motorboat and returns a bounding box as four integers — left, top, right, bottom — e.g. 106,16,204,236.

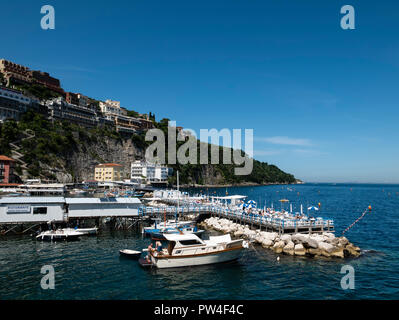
147,233,248,269
143,220,195,236
62,227,98,236
119,249,142,259
36,229,83,241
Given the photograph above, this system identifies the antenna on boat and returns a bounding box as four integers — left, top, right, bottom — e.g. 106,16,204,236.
177,171,180,224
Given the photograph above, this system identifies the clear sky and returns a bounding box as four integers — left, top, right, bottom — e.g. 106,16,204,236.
1,0,398,183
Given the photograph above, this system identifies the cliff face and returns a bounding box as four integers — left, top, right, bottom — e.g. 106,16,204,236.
59,137,145,182
1,113,296,185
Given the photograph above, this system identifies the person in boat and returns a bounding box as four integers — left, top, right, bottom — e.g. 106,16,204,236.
145,243,154,262
155,241,163,255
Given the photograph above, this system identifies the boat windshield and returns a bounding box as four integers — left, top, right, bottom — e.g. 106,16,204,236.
178,239,203,246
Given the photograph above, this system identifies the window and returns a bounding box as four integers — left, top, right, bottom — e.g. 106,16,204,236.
179,240,202,246
33,207,47,215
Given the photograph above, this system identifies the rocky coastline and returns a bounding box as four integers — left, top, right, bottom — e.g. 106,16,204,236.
199,217,361,259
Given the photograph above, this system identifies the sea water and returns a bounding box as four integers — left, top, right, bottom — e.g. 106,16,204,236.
0,183,398,299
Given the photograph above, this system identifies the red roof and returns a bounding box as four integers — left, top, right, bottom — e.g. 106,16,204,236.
96,163,123,168
0,155,15,161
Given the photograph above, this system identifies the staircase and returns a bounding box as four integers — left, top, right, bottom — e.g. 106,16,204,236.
9,129,35,180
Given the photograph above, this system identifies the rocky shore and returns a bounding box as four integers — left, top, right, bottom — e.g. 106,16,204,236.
199,217,361,258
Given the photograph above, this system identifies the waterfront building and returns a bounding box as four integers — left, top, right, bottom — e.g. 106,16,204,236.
0,155,16,184
0,59,32,86
17,183,66,196
95,163,124,182
30,70,64,94
0,196,142,224
131,161,171,184
45,97,98,127
0,86,37,121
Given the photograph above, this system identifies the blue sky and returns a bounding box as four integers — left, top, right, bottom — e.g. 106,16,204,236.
1,0,399,183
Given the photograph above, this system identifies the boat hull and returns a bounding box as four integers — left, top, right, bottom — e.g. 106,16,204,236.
151,247,243,269
36,234,81,242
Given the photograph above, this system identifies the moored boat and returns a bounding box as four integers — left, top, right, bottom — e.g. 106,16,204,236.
36,229,83,241
63,227,98,236
151,226,205,240
148,233,248,269
119,249,142,259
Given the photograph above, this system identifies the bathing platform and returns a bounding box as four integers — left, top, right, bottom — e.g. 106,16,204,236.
138,205,335,235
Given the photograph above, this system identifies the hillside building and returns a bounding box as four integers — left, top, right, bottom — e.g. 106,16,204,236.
95,163,124,182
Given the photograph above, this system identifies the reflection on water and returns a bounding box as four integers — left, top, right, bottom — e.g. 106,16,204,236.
1,184,399,299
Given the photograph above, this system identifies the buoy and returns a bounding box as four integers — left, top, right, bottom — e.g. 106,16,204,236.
368,205,372,211
318,202,321,207
277,256,280,262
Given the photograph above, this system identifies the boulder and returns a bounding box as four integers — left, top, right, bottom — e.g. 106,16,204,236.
338,237,349,246
318,242,335,253
283,241,295,255
303,238,319,249
291,234,309,244
234,230,244,237
344,243,361,257
261,232,278,241
272,241,285,254
307,248,322,256
281,234,292,244
294,243,306,256
261,239,274,248
331,248,345,258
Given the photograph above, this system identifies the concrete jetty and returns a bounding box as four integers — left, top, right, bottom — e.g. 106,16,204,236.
199,217,361,258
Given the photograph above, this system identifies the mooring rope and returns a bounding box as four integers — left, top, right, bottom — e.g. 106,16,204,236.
342,206,372,236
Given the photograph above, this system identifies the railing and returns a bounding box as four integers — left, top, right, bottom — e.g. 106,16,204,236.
138,205,334,231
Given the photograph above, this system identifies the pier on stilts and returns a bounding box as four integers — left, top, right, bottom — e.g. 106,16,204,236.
138,205,334,235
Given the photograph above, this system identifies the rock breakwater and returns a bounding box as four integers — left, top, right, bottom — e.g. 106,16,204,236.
199,217,361,258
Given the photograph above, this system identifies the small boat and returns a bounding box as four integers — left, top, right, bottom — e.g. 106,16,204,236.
119,249,142,259
151,226,205,240
147,233,248,269
143,220,195,236
36,229,83,241
63,227,98,236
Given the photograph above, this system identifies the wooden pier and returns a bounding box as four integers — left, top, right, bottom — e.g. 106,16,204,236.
138,205,335,235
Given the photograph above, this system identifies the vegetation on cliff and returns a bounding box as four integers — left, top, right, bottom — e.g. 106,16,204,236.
0,111,295,184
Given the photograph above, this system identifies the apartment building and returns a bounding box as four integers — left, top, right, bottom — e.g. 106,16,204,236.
95,163,124,182
30,71,64,94
0,86,39,121
0,155,16,185
100,99,143,134
0,59,32,86
45,97,98,127
130,161,171,184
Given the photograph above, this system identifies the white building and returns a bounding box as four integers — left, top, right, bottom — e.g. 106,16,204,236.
0,197,142,224
131,161,171,183
0,197,65,224
0,86,37,121
99,100,127,116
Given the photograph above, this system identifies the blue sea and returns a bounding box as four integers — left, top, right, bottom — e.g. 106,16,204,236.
0,183,398,300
